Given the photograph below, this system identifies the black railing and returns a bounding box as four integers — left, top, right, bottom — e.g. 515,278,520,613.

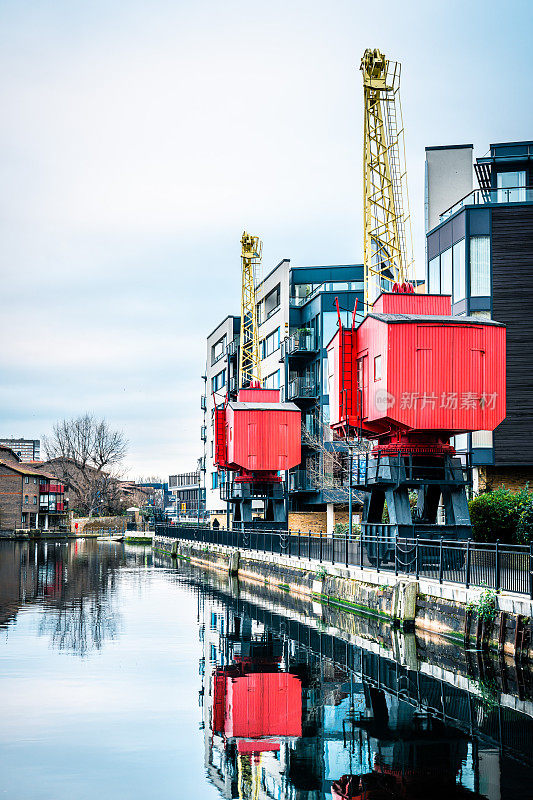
284,377,318,400
154,523,533,598
281,331,318,359
288,469,318,493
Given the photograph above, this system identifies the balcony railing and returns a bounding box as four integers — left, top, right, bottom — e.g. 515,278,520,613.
200,425,207,442
289,280,363,307
288,469,318,493
439,186,533,222
285,377,319,400
39,483,64,494
226,338,239,359
39,501,65,512
200,395,207,411
281,331,317,359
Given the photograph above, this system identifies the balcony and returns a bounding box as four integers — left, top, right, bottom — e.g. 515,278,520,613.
200,425,207,442
439,186,533,222
285,377,319,401
200,395,207,411
39,483,64,494
226,338,239,359
281,331,318,360
288,470,318,493
39,500,65,512
290,281,364,307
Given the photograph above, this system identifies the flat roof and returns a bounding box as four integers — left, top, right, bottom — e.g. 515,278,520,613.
368,312,504,326
425,144,473,151
206,314,239,342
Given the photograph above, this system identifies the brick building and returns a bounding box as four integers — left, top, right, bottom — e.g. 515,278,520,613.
0,446,66,530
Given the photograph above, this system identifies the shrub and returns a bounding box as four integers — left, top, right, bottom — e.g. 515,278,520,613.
469,486,532,543
517,501,533,544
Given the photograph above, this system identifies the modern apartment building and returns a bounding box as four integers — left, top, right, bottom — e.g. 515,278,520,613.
425,140,533,490
202,260,364,529
169,469,206,522
0,438,40,462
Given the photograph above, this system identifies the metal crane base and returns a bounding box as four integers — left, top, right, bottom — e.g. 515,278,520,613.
354,452,472,548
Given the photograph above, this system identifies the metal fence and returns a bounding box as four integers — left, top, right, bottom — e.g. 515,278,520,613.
154,524,533,599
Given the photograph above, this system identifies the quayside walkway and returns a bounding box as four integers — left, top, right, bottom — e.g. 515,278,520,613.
155,523,533,600
154,524,533,659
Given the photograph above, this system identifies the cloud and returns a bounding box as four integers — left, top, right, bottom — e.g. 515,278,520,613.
1,0,532,476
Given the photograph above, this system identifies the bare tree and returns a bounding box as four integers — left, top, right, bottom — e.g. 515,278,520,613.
43,414,128,516
300,407,369,502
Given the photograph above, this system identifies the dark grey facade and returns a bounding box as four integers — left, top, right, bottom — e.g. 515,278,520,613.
426,141,533,469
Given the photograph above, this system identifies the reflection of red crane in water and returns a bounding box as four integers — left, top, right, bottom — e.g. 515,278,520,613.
212,649,302,750
212,641,303,800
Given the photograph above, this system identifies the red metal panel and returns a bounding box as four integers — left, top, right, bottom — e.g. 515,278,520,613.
237,740,280,754
384,320,506,434
327,331,342,427
214,407,228,468
328,292,506,438
227,405,300,472
212,670,227,734
238,388,280,403
225,673,302,739
372,292,451,315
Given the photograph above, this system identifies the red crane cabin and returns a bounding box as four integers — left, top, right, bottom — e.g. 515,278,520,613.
327,293,506,442
214,388,301,476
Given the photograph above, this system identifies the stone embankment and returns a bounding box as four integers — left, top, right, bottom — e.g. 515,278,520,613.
154,535,533,662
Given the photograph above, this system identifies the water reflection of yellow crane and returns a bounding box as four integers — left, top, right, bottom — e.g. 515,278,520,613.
237,752,260,800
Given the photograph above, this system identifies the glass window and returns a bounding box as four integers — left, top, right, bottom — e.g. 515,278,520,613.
211,472,218,490
322,311,339,346
211,335,226,364
440,247,452,295
263,370,280,389
264,284,280,318
24,476,29,484
470,236,491,296
452,239,466,303
33,496,37,505
497,170,526,202
374,355,382,381
428,256,440,293
24,495,29,504
211,370,226,392
262,328,280,358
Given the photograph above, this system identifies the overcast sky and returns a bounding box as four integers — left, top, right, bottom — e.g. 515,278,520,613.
1,0,532,479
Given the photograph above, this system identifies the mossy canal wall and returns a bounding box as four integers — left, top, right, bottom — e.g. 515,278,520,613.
153,536,533,662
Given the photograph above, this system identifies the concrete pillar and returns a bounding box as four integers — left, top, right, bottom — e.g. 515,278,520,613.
35,513,39,530
326,503,334,538
44,514,49,531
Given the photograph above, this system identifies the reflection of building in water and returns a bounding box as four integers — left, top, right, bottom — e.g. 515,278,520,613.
198,596,487,800
0,540,127,655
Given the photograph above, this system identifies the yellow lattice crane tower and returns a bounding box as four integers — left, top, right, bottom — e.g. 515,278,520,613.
360,48,414,308
238,231,262,388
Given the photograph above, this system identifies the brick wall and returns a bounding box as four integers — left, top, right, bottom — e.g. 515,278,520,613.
479,466,533,493
70,515,127,533
332,506,362,528
0,464,23,529
288,511,327,533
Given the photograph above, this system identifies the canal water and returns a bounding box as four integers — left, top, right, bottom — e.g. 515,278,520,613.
1,540,532,800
